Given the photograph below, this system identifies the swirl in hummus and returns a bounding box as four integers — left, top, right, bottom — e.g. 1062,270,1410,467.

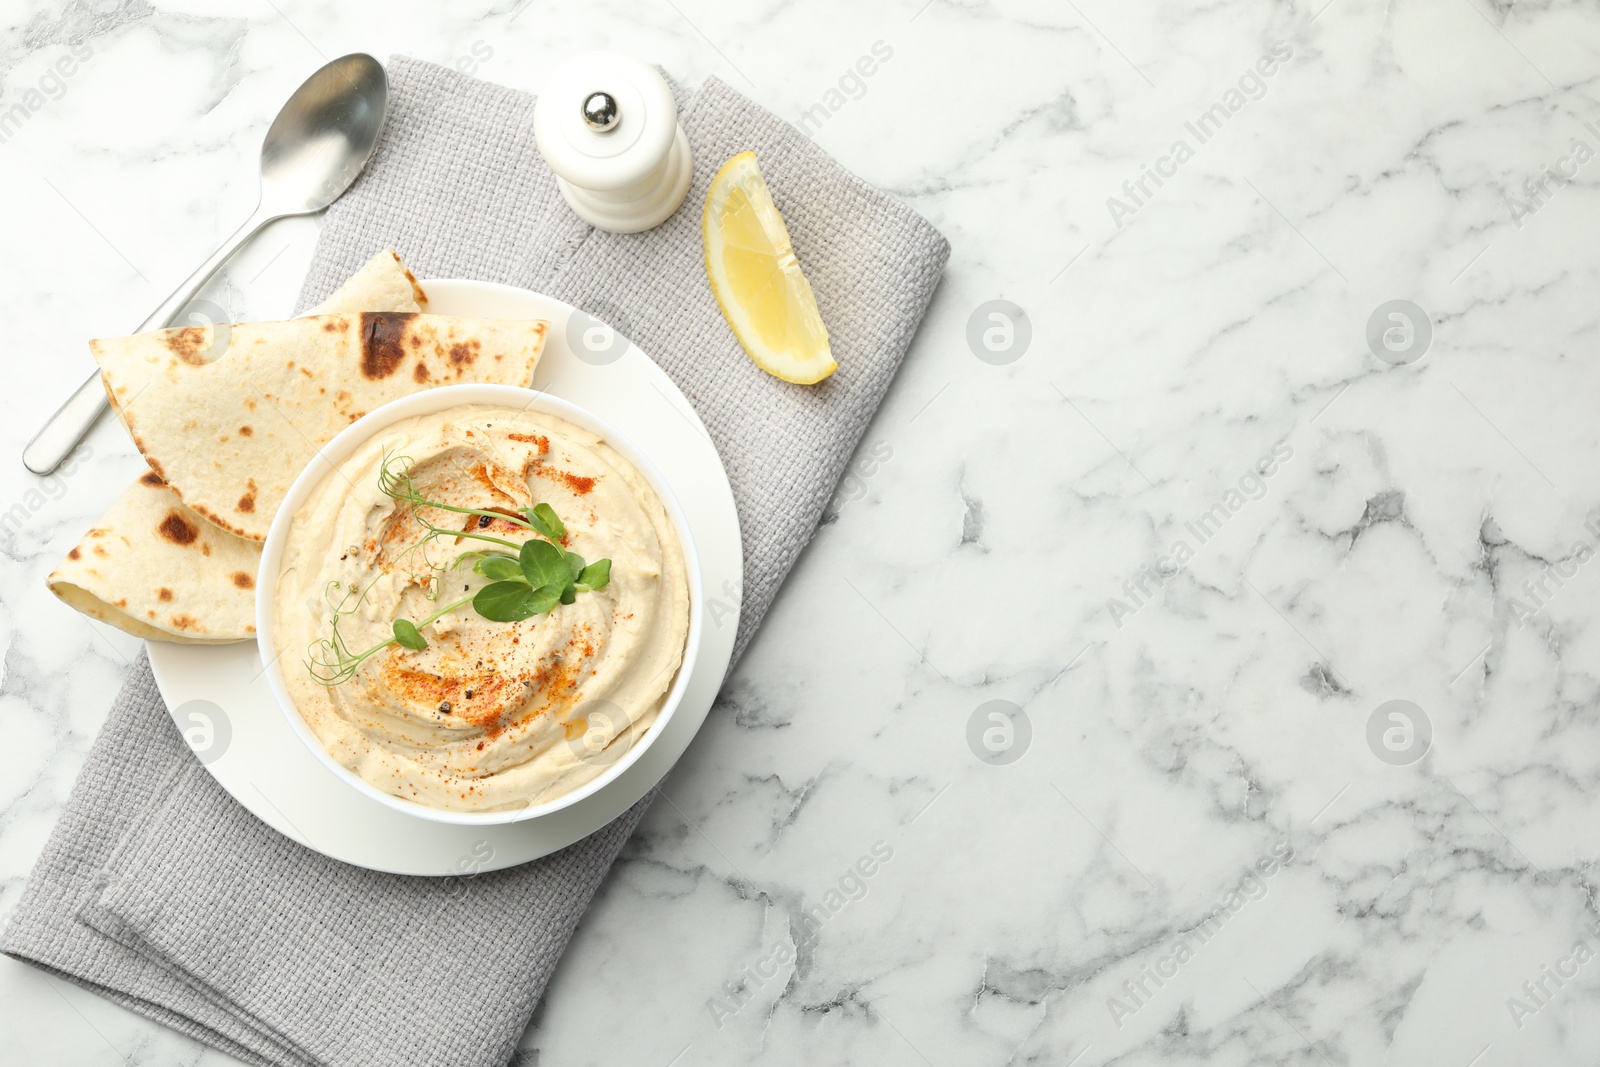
274,405,689,811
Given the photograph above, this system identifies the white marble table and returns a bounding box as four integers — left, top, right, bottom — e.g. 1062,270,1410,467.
4,0,1600,1063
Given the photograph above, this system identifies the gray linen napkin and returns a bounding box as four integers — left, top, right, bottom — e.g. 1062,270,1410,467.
2,56,947,1067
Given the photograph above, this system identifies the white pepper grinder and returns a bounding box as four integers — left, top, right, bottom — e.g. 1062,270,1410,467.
533,51,693,234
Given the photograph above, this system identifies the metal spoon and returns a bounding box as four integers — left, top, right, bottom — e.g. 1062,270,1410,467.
22,52,388,475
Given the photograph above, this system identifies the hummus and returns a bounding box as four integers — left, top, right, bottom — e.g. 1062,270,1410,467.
274,404,690,811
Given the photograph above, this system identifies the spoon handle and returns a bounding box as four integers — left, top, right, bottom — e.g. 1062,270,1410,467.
134,204,273,333
22,204,276,475
21,373,107,476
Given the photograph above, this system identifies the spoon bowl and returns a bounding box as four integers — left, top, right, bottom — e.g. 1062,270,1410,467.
261,53,388,216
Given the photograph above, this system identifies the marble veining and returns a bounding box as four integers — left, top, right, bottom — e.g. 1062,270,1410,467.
5,0,1600,1064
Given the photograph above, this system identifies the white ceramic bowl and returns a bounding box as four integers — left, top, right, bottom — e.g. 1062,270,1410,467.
255,384,703,826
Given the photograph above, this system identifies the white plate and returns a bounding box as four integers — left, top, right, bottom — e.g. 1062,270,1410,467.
147,280,742,875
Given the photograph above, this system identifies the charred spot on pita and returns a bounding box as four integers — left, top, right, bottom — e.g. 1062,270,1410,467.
164,326,214,366
360,312,418,379
139,470,166,487
158,511,199,545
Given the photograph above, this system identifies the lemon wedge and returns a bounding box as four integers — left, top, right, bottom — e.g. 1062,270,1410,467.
703,151,836,384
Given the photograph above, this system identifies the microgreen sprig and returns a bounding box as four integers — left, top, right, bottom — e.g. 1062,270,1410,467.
306,454,611,687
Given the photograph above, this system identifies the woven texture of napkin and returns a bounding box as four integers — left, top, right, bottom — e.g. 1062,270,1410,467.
2,56,947,1067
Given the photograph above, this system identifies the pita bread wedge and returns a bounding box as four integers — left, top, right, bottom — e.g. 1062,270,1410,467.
307,248,429,315
48,470,263,643
96,312,548,540
48,249,431,643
